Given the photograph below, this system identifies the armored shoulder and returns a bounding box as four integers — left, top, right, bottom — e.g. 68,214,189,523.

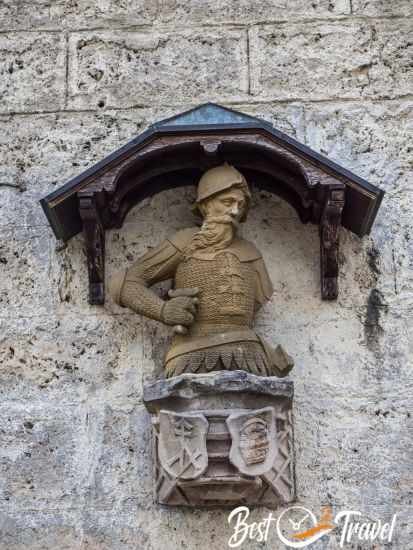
167,227,199,252
228,237,274,304
109,236,184,304
230,237,263,262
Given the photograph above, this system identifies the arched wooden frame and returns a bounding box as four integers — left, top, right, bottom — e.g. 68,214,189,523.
79,132,344,304
41,104,384,305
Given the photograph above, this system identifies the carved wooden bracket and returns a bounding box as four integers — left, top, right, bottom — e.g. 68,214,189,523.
78,191,106,305
319,185,346,300
40,103,384,305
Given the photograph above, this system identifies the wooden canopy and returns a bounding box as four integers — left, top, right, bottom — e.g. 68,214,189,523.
40,103,384,304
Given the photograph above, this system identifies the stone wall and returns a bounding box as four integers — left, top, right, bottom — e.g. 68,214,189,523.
0,1,412,549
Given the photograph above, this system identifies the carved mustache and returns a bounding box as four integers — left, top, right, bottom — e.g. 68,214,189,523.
202,215,240,229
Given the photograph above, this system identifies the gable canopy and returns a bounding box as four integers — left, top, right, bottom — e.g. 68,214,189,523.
40,103,384,304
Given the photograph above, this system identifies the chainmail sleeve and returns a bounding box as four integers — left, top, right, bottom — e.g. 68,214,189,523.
111,239,182,322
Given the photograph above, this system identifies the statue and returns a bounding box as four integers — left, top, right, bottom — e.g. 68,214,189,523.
110,163,294,379
110,163,295,507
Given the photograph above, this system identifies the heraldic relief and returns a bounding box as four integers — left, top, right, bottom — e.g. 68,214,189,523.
110,164,295,507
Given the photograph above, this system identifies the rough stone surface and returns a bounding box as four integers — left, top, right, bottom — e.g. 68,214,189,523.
143,370,294,408
0,0,351,31
0,111,149,228
352,0,413,16
157,0,351,24
68,29,249,109
0,1,412,549
0,33,66,113
250,20,413,101
0,1,158,31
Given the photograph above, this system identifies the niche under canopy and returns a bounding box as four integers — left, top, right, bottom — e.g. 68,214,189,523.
40,103,384,305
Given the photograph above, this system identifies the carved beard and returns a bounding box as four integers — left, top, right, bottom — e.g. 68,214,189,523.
184,215,238,258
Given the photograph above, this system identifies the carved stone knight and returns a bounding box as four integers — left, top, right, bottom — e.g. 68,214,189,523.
110,163,293,378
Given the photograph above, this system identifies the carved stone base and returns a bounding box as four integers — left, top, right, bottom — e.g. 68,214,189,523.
143,370,295,508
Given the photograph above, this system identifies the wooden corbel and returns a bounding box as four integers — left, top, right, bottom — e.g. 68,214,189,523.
319,185,345,300
78,191,106,305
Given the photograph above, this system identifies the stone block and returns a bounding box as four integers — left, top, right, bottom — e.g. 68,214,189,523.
389,226,413,307
0,226,55,318
67,29,248,109
362,202,413,310
304,100,413,307
0,310,143,406
79,509,151,550
295,378,412,507
0,186,45,230
0,403,85,510
80,507,233,550
250,20,413,101
263,309,370,388
296,404,412,508
0,510,80,550
287,306,412,507
0,0,157,31
366,19,413,99
0,110,149,228
0,0,353,31
85,406,152,510
158,0,350,24
0,33,65,113
304,100,412,193
231,102,306,142
352,0,413,16
365,303,409,382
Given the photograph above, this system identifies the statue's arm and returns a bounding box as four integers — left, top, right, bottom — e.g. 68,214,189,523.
109,238,197,327
253,257,274,311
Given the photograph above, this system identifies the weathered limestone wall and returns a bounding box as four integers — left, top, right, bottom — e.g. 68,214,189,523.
0,1,412,549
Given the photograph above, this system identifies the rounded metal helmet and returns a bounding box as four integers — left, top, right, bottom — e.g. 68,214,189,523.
194,163,251,221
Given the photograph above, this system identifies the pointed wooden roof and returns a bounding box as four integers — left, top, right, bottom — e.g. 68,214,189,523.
41,102,383,242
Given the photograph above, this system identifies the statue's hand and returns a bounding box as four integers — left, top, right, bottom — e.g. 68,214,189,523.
161,288,199,327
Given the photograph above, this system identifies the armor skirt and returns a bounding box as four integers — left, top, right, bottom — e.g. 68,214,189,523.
164,341,272,378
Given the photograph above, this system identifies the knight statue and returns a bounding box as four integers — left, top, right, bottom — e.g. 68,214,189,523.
110,163,294,379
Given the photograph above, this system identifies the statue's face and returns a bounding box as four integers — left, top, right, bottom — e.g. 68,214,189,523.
201,187,247,223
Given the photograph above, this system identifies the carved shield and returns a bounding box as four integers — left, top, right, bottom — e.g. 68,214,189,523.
158,410,209,480
226,407,277,476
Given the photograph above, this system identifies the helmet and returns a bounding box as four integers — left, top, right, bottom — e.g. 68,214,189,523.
194,163,251,221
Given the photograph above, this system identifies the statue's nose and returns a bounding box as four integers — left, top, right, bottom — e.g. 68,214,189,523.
230,205,240,218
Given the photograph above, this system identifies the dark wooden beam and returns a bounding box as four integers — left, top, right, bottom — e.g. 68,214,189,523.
320,185,345,300
78,191,106,305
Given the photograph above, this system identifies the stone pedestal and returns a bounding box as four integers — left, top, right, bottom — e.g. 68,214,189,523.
143,370,295,508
